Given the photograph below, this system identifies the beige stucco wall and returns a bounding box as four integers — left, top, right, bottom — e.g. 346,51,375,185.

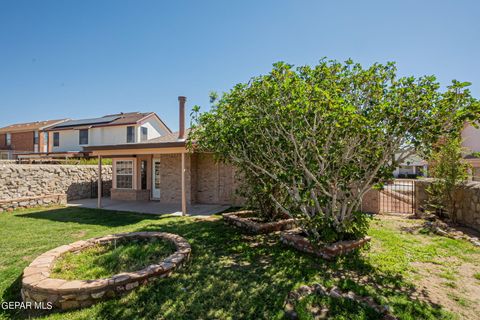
462,123,480,153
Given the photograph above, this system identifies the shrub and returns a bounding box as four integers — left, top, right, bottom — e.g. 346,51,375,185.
189,59,479,244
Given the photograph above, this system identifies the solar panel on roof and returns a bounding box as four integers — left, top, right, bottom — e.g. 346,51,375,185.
52,116,120,128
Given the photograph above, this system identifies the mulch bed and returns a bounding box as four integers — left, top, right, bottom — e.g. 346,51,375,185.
280,229,371,260
223,210,296,234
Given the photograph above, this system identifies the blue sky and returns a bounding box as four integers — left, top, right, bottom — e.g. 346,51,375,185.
0,0,479,130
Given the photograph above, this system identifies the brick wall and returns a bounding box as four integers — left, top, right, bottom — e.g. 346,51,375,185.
159,154,193,203
0,133,6,149
361,189,380,214
194,153,244,205
155,153,244,205
10,131,35,152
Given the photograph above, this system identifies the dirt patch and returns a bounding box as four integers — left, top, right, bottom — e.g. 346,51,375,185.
411,261,480,319
71,230,86,238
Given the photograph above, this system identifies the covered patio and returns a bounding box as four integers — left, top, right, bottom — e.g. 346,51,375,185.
68,197,230,216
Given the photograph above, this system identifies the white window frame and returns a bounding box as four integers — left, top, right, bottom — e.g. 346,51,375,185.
141,127,148,142
6,133,11,146
53,132,60,147
79,129,89,145
114,159,135,189
126,126,136,143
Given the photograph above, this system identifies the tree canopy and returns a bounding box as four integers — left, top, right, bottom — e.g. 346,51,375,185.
189,59,479,243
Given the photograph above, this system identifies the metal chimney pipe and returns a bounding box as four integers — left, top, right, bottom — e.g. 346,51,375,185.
178,96,186,140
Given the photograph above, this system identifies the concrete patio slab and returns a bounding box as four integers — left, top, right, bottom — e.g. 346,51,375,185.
68,198,230,217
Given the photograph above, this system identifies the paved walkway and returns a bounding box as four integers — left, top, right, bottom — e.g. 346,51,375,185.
68,198,230,217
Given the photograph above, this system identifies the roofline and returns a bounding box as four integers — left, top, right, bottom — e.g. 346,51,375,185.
0,119,70,134
46,121,140,131
39,119,71,130
138,112,173,134
83,141,186,151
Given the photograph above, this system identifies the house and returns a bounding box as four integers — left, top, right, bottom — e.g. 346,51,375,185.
393,154,428,178
0,119,68,159
84,97,243,214
45,112,171,153
461,123,480,180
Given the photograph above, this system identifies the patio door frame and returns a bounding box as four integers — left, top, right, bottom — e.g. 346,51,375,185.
152,158,161,200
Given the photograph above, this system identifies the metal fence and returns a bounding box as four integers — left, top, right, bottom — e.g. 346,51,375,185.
379,179,416,214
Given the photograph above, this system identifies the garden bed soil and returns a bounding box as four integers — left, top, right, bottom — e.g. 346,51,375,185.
280,229,371,259
223,210,296,234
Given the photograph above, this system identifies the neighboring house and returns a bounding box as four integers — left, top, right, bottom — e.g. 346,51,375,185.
393,154,428,178
0,119,68,159
462,123,480,180
45,112,171,155
84,97,243,212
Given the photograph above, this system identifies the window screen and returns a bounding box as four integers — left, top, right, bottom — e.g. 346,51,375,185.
53,132,59,147
127,126,135,143
116,160,134,189
79,129,89,145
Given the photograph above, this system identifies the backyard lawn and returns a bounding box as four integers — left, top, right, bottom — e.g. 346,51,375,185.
0,207,479,320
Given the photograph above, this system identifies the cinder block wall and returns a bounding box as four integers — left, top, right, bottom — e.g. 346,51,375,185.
0,164,112,204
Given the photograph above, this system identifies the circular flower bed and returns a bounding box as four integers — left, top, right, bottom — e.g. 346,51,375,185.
284,284,397,320
21,232,191,310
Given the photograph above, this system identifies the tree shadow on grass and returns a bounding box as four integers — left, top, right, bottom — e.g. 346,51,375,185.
2,217,451,319
87,219,450,320
16,207,169,227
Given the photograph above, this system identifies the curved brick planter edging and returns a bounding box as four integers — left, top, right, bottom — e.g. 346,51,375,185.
21,232,191,310
223,210,296,234
280,229,371,260
284,284,397,320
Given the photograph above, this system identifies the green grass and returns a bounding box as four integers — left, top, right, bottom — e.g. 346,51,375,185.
0,207,478,319
295,294,383,320
51,239,175,280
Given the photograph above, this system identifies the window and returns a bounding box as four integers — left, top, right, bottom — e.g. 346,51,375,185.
141,127,148,142
6,133,11,146
140,160,147,190
127,126,135,143
79,129,89,145
53,132,59,147
34,131,39,152
115,160,134,189
43,132,48,152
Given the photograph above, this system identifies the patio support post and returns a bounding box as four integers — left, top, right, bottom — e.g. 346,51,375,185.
181,152,187,216
97,155,102,208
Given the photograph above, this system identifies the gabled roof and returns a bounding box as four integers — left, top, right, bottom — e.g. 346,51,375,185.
83,129,190,151
0,119,69,134
146,129,191,143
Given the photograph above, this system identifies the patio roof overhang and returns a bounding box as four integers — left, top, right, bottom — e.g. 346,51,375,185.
83,141,188,156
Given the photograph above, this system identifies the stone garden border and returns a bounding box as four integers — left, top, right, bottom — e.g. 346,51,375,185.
280,229,371,260
223,210,296,234
284,284,397,320
21,232,191,310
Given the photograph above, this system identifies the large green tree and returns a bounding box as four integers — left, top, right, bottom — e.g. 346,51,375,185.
189,59,479,243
